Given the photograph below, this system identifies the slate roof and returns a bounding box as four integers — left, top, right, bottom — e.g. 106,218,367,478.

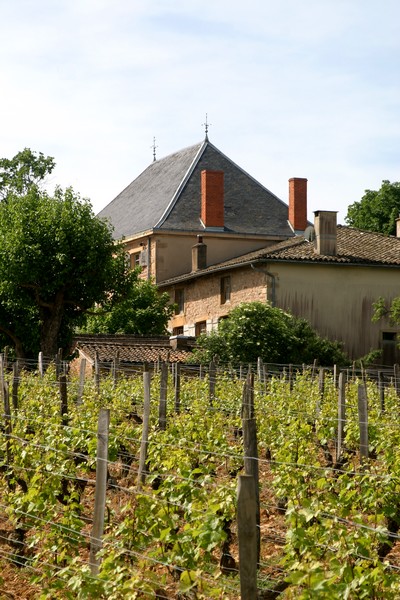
158,226,400,287
98,139,294,240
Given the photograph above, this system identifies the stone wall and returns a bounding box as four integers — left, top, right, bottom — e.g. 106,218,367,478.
167,266,266,336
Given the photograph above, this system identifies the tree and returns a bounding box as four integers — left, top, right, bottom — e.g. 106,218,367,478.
0,185,132,358
80,277,174,335
0,147,55,200
345,180,400,236
373,297,400,325
190,302,348,366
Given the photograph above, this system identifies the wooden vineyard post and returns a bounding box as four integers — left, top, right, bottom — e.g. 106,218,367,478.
0,354,4,405
337,371,346,460
111,351,120,388
12,361,19,411
288,364,293,391
174,362,181,414
110,357,116,386
311,359,317,380
263,364,269,392
158,362,168,430
55,348,63,379
394,364,400,397
2,347,8,371
77,358,86,405
351,361,356,381
357,384,369,462
237,474,258,600
90,408,110,576
137,366,151,489
318,368,325,398
3,381,12,469
378,371,385,413
38,352,44,377
241,372,260,566
209,359,216,406
94,351,100,394
59,374,68,426
257,357,263,383
360,360,367,387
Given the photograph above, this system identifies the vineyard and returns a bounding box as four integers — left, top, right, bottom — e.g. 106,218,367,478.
1,358,400,599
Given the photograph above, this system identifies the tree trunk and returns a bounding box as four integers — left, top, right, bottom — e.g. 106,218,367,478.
0,326,26,359
39,291,65,358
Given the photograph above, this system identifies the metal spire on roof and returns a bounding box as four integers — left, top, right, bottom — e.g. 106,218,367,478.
202,113,211,141
151,136,158,162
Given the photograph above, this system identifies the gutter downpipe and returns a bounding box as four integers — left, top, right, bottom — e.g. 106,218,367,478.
147,237,151,281
251,262,276,307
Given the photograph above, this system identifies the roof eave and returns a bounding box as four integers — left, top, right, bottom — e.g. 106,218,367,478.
158,256,400,287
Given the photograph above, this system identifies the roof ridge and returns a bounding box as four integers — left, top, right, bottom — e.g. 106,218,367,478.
154,140,207,228
205,141,289,210
339,224,399,239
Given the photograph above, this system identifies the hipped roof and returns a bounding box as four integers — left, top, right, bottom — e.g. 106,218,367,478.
98,139,294,240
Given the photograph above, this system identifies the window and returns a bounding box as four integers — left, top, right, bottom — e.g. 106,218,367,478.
173,326,184,336
130,252,140,269
382,331,400,365
382,332,397,341
195,321,207,336
220,276,231,304
175,289,184,314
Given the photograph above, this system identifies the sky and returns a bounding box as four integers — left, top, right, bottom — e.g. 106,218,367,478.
1,0,400,225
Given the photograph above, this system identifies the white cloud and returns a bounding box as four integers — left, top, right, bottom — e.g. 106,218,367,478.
0,0,400,225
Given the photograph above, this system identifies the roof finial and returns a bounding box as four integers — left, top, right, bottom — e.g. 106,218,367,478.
151,136,158,162
202,113,211,141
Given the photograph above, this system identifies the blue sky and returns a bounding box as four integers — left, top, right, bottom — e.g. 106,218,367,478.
1,0,399,224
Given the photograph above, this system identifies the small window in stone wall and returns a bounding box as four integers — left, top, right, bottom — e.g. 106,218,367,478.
173,326,184,336
220,276,231,304
130,252,140,269
195,321,207,336
174,289,184,314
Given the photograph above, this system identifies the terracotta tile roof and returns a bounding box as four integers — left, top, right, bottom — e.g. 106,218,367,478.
159,226,400,287
72,335,194,364
250,226,400,265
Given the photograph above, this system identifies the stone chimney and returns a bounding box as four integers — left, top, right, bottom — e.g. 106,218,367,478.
314,210,337,256
200,170,224,228
192,235,207,271
288,177,308,232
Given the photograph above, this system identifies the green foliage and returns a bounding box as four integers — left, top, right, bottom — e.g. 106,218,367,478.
3,367,400,597
345,180,400,235
80,275,174,335
0,147,56,201
0,148,146,358
373,296,400,325
263,372,400,598
191,302,348,366
0,185,129,358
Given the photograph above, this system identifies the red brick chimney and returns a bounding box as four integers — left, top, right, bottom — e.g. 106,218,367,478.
288,177,308,232
201,170,224,228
